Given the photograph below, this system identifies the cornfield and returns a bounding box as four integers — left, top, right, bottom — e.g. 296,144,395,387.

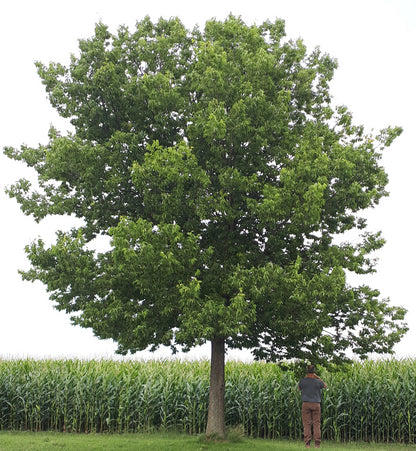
0,358,415,442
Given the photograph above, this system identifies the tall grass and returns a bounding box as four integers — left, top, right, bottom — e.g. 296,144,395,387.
322,360,416,443
0,359,210,434
0,358,415,442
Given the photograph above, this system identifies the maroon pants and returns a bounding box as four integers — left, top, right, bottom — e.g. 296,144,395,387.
301,402,321,447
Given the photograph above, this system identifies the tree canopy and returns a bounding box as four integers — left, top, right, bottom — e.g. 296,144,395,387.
5,15,406,436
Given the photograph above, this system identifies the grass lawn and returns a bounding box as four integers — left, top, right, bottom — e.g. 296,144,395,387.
0,432,413,450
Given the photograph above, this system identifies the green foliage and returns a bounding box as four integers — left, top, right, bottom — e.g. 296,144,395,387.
4,15,406,363
1,359,416,443
0,359,210,434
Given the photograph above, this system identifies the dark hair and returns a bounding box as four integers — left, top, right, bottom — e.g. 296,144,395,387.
307,365,315,374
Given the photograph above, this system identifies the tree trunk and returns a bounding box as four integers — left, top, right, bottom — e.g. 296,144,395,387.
206,337,226,438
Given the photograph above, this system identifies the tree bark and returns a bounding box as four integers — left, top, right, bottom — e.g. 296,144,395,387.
206,337,226,438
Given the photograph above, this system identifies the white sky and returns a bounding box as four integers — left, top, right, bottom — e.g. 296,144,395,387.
0,0,415,361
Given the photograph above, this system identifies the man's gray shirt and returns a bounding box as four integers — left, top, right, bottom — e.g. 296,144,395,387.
298,377,325,403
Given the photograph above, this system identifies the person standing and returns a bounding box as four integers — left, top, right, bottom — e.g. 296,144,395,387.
298,365,327,448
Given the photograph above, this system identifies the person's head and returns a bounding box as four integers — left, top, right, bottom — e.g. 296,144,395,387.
307,364,315,374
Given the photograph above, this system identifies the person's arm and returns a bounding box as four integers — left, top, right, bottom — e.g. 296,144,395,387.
313,374,327,388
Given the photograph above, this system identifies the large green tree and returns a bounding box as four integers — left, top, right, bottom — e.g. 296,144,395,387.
5,16,406,437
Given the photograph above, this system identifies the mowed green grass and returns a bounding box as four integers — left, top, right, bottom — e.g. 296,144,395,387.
0,432,413,451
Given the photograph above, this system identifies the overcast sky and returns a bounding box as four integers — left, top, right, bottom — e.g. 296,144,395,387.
1,0,415,361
